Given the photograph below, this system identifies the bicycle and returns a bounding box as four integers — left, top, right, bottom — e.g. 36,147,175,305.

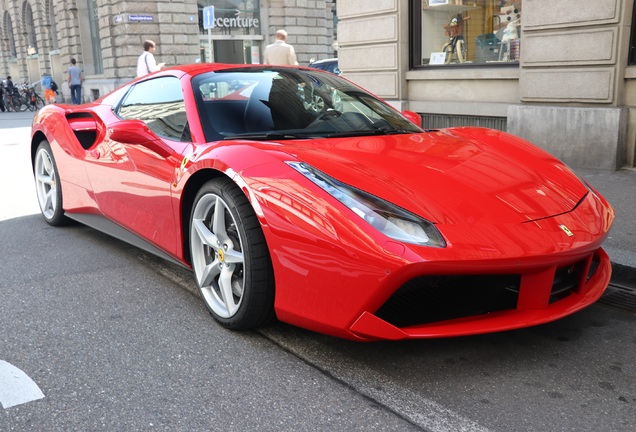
441,14,470,64
22,84,45,111
5,88,28,112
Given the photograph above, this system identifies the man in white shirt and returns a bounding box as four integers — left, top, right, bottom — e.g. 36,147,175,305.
264,30,299,66
136,40,165,78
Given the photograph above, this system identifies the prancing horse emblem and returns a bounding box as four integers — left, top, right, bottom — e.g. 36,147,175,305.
559,224,574,237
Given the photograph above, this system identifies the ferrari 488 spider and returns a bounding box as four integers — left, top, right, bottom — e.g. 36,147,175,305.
31,64,614,341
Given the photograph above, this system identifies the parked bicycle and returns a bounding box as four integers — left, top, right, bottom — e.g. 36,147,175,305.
4,86,28,112
3,82,45,111
21,83,45,111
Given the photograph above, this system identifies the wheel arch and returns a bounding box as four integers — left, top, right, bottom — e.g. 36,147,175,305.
180,168,230,265
30,131,48,170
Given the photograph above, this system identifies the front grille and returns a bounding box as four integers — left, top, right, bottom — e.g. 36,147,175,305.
375,275,520,328
420,114,507,131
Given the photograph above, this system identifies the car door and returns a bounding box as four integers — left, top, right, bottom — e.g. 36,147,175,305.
86,75,191,257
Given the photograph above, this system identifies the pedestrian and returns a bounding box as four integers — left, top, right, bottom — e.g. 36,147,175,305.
136,40,165,78
263,29,299,66
67,58,83,104
41,73,56,105
6,76,14,93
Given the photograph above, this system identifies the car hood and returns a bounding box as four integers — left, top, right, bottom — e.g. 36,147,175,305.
280,128,588,225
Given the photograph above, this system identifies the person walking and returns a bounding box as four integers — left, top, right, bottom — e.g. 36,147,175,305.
263,29,299,66
41,73,56,105
136,40,165,78
67,58,83,104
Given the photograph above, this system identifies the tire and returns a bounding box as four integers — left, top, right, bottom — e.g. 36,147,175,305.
190,177,275,330
456,38,466,63
11,95,27,112
35,94,45,109
442,42,453,64
34,140,68,226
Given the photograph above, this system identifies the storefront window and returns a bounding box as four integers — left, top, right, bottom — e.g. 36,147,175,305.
198,1,260,37
412,0,522,67
197,1,262,64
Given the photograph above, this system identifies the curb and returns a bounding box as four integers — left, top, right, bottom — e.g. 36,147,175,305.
611,262,636,289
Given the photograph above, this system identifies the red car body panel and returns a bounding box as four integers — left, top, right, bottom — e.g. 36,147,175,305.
30,64,615,341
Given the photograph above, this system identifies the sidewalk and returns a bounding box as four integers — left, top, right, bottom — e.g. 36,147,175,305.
577,168,636,287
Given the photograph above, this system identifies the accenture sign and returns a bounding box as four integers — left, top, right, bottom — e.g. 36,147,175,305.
213,9,260,29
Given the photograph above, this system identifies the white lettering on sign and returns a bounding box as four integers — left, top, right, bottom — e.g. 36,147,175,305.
214,9,259,29
0,360,45,409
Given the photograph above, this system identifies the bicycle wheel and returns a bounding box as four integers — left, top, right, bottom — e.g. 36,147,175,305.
11,94,28,112
442,42,453,64
456,38,467,63
28,93,43,111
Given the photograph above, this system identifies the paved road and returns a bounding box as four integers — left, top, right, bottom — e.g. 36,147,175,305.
1,111,635,431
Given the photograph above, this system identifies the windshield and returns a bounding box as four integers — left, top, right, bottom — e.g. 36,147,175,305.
192,67,422,142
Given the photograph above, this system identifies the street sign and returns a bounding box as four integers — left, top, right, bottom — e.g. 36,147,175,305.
203,6,215,29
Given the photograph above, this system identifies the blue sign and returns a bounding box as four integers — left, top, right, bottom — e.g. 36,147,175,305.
203,6,215,29
129,15,154,22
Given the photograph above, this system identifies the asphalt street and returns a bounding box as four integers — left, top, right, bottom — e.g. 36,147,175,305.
1,110,635,432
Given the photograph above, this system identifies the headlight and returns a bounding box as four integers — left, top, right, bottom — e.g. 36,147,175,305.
287,162,446,247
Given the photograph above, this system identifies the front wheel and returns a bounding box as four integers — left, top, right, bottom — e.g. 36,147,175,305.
12,95,28,112
34,140,68,226
442,42,453,64
189,177,275,330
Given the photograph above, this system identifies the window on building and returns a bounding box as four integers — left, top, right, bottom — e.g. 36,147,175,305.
197,0,262,64
117,77,189,142
25,3,38,55
47,0,59,51
4,12,17,58
411,0,522,67
630,4,636,65
88,0,103,74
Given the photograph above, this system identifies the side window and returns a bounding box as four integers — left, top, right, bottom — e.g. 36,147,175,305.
116,76,189,141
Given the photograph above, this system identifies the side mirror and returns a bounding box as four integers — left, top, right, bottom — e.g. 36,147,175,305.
402,110,422,127
108,120,173,158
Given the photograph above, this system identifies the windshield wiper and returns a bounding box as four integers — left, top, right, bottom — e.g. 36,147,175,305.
325,128,412,138
223,132,311,141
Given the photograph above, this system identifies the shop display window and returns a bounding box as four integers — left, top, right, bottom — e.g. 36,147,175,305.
413,0,522,66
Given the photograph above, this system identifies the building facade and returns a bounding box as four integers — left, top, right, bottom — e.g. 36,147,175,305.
5,0,631,171
0,0,335,102
336,0,636,170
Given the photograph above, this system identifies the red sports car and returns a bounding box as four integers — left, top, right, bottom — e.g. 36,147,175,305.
31,64,614,341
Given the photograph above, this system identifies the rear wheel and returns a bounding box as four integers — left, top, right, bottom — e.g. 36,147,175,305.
456,38,467,63
190,178,275,329
34,140,68,226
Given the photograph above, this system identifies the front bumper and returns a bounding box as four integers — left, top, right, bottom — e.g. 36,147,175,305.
349,248,611,340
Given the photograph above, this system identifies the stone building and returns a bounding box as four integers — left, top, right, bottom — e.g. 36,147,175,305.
0,0,335,102
336,0,636,170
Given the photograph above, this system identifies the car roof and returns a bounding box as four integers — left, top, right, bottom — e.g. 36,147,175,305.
160,63,324,77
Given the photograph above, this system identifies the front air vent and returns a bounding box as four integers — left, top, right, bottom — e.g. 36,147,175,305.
375,274,521,328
